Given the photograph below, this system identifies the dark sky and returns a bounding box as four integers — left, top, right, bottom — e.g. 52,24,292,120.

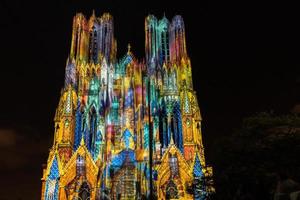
0,0,299,199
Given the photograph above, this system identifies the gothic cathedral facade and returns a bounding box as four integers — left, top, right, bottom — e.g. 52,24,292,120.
41,11,214,200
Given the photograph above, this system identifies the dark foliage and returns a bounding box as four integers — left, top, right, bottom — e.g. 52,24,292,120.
211,112,300,200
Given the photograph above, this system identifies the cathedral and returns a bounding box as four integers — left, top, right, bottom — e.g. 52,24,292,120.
41,11,214,200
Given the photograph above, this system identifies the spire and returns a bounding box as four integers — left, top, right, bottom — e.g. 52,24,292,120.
127,43,131,54
80,136,85,146
170,134,174,145
92,9,96,18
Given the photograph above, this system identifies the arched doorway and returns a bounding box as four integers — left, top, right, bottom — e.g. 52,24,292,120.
78,182,91,200
166,180,179,199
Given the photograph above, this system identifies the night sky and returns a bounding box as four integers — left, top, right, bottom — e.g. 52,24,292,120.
0,0,299,199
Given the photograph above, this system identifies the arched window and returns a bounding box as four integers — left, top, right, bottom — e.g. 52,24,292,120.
161,29,169,63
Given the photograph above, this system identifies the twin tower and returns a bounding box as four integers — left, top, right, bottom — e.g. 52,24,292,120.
41,11,214,200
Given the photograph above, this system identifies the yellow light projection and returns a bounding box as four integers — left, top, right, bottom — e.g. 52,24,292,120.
41,12,214,200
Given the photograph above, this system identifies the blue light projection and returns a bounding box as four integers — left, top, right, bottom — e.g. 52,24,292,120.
45,157,59,200
123,129,132,149
173,101,183,152
193,154,203,177
42,12,214,199
193,154,207,200
109,149,137,177
74,101,82,150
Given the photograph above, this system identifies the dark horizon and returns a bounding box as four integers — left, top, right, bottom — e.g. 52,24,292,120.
0,0,299,199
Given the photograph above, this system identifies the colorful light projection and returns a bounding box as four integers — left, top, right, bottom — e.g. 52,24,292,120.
41,11,214,200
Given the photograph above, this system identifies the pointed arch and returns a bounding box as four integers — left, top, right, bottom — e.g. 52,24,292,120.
156,145,193,199
60,142,99,189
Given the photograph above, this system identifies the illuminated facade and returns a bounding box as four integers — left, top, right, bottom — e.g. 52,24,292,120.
41,11,214,200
